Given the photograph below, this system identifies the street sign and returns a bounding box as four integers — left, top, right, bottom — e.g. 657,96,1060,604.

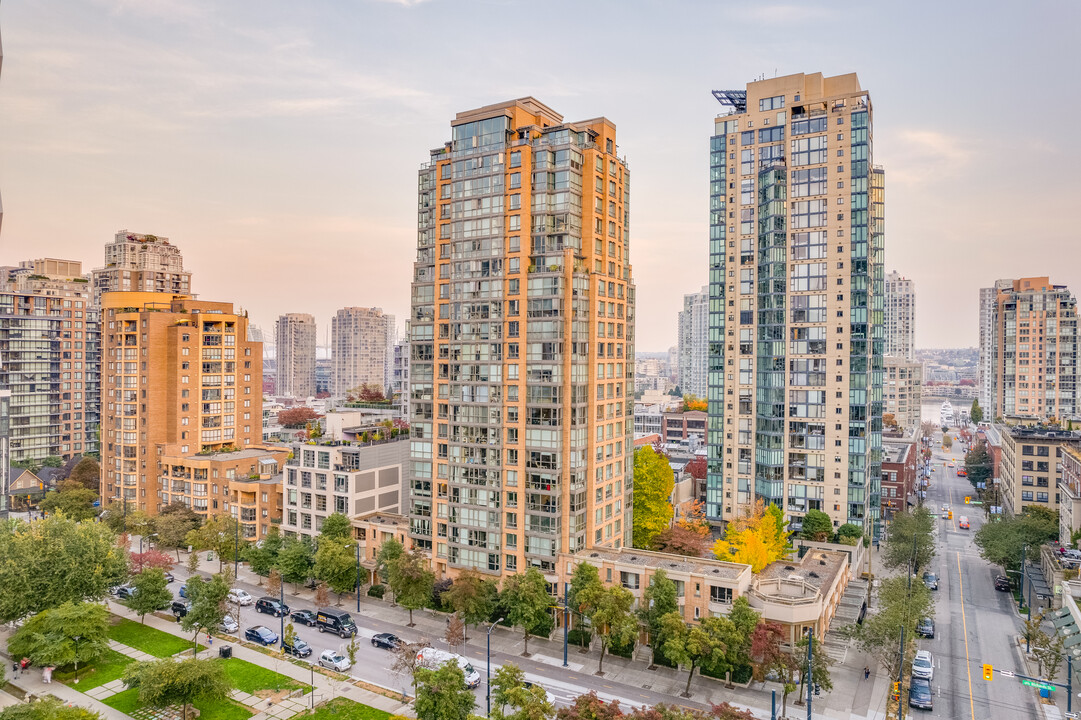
1063,712,1077,719
999,670,1016,677
969,501,984,506
1022,679,1056,691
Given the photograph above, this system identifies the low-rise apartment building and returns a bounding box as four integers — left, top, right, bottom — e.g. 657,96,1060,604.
999,425,1080,516
662,410,707,444
1060,447,1081,546
881,442,916,519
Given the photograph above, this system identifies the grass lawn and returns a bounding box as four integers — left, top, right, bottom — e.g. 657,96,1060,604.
109,618,205,658
105,688,252,720
308,698,390,720
220,658,309,695
54,648,133,690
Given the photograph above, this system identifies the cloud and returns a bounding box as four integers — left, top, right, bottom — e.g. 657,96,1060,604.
368,0,432,6
730,4,833,24
879,128,976,186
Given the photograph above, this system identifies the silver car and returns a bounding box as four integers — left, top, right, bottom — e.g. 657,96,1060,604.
219,615,239,634
318,650,351,673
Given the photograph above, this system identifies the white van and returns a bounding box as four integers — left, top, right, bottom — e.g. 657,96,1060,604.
416,647,482,688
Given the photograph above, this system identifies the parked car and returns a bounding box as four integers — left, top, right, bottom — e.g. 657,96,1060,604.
922,572,938,591
290,609,317,627
179,585,189,598
416,647,481,688
163,572,175,583
371,633,402,650
908,677,933,710
114,585,135,600
171,600,191,618
912,650,934,680
315,608,357,638
994,575,1011,591
219,615,239,634
524,681,556,705
244,625,278,646
255,597,289,617
958,516,970,530
283,636,312,658
318,650,352,672
916,617,935,639
228,589,254,606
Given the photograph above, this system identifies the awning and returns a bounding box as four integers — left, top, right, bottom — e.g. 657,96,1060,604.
1063,631,1081,649
1053,612,1077,629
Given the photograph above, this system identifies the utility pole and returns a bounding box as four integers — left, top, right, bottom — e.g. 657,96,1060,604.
1021,544,1028,616
561,582,569,668
805,628,813,720
356,543,362,613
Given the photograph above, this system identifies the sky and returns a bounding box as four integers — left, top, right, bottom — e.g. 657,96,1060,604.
1,0,1079,351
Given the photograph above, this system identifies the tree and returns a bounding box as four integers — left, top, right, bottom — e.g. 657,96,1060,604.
375,537,405,587
414,661,476,720
491,663,554,720
277,537,314,592
491,663,527,717
244,524,283,578
346,635,360,666
320,512,352,541
749,621,798,717
1022,610,1045,651
657,612,729,697
567,562,603,617
1032,627,1066,681
682,395,707,412
129,569,173,623
0,514,128,623
179,574,229,651
975,506,1059,572
130,549,176,575
650,525,709,557
639,569,678,667
503,566,554,656
67,457,102,493
942,433,953,449
882,412,898,429
122,657,232,720
391,641,431,696
795,633,833,702
186,550,201,575
555,692,623,720
632,447,674,549
387,550,434,626
836,523,863,542
880,507,936,573
445,614,466,651
712,499,791,573
314,538,360,602
443,569,498,634
156,510,199,562
355,383,387,402
970,399,984,425
266,568,283,599
799,509,834,542
850,576,933,678
578,584,637,675
725,597,759,676
40,483,99,522
8,601,110,670
278,407,321,428
0,697,101,720
185,514,246,573
315,582,331,608
964,441,994,488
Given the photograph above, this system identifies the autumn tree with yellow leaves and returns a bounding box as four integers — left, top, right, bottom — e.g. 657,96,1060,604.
712,499,792,573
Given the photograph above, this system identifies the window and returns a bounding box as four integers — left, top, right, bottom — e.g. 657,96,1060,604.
759,95,785,111
791,167,827,198
790,262,828,292
792,117,827,135
791,231,827,260
791,199,827,229
709,585,733,603
791,135,828,166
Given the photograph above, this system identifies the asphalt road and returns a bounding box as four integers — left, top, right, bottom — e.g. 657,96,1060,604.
914,429,1040,719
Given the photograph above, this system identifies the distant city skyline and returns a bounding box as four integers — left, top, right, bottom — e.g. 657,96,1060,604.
0,2,1078,350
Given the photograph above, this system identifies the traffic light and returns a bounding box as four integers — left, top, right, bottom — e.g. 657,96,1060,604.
983,664,993,681
813,683,821,696
892,681,900,698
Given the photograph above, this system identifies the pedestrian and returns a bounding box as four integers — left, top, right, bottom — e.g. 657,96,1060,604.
12,661,19,679
207,632,213,646
864,666,870,680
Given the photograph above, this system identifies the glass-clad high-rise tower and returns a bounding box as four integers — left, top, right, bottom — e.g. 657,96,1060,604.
707,73,884,537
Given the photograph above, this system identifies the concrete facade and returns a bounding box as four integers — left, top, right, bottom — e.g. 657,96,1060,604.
275,313,316,400
91,231,191,308
884,356,923,433
999,425,1080,517
331,307,392,397
884,271,915,362
978,279,1013,416
677,286,708,399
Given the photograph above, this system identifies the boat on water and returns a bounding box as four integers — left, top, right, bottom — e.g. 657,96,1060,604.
940,401,954,427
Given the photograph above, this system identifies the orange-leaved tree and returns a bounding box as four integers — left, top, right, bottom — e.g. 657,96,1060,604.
712,499,791,573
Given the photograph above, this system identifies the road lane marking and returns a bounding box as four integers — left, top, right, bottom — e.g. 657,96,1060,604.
957,552,975,720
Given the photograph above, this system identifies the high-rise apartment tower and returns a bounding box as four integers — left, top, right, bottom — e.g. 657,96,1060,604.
331,307,393,397
884,271,914,361
707,73,884,535
677,286,708,399
91,231,191,307
978,278,1014,415
275,313,316,399
409,97,634,578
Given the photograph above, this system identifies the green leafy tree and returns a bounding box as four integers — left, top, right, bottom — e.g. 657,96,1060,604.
314,538,361,602
799,510,833,542
282,622,297,657
8,601,110,670
725,597,760,674
443,569,498,634
975,506,1059,572
277,537,314,592
964,441,994,488
796,633,833,701
1033,627,1066,681
881,507,936,573
578,584,637,675
658,612,728,697
942,433,953,449
0,514,128,623
244,523,283,578
129,568,173,623
970,399,984,425
503,566,554,656
67,458,102,493
319,513,352,541
492,663,554,720
185,514,246,573
639,569,678,667
836,523,863,542
567,562,602,616
491,662,527,717
414,661,476,720
346,635,360,666
122,657,232,720
632,447,674,549
749,621,798,717
179,574,229,651
40,483,99,522
156,509,199,562
0,697,102,720
1022,610,1045,653
388,550,434,626
375,537,404,587
850,575,933,678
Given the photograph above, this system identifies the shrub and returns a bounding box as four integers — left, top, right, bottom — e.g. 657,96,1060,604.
606,635,634,659
367,584,386,599
567,628,592,648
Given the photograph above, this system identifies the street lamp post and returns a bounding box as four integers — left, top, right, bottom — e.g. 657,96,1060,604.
805,628,813,720
356,543,362,613
73,636,82,684
487,617,504,717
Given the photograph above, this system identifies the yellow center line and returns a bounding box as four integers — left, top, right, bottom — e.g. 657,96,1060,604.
957,552,976,720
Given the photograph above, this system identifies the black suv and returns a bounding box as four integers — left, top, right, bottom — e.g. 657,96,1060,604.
916,617,935,639
290,609,317,626
255,597,289,617
994,575,1011,591
371,633,401,650
171,600,191,618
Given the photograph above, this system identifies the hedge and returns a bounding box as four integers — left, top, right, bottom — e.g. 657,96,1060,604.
367,585,385,599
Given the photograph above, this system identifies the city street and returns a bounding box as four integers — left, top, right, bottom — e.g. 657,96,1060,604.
913,429,1040,719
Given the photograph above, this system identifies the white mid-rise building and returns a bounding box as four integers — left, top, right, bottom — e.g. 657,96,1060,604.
884,271,915,361
275,313,317,399
677,286,708,398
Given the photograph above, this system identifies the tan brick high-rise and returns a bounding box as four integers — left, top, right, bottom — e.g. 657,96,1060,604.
101,292,262,514
409,98,634,579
